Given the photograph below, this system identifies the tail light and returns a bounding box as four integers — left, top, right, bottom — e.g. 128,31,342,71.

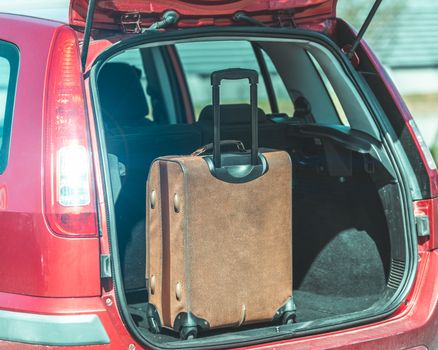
407,120,438,198
414,198,438,250
43,26,97,237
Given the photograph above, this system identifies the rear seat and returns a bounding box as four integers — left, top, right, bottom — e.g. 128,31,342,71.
197,104,290,151
98,63,154,130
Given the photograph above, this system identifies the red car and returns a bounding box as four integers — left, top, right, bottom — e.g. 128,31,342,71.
0,0,437,349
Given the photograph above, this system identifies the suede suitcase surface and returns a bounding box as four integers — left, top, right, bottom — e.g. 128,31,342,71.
145,69,295,339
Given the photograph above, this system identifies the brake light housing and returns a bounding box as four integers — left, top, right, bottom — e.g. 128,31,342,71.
43,26,97,237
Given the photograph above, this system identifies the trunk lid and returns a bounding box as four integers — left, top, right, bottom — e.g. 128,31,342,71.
70,0,337,31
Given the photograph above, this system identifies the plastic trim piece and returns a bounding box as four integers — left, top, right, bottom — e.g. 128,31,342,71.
0,310,110,345
204,154,268,183
101,254,112,278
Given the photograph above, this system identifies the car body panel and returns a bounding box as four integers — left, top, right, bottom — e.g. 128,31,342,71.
0,10,437,350
69,0,337,30
0,247,436,349
0,14,101,298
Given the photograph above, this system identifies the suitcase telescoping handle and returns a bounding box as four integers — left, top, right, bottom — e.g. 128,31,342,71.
211,68,259,168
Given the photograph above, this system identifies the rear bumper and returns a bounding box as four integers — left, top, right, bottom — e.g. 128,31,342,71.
1,250,436,349
0,309,109,346
0,293,128,349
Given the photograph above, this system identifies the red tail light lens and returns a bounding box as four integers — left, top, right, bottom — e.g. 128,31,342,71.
43,26,97,237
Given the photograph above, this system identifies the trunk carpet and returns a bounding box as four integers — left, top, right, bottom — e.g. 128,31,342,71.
129,290,381,343
293,290,381,321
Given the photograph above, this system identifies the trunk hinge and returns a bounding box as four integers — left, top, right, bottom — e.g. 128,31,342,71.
275,10,296,28
121,12,142,34
415,214,430,237
100,254,112,278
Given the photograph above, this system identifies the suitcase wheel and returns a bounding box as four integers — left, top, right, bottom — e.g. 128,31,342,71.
148,316,161,334
180,326,198,340
174,312,209,340
282,311,297,325
274,297,297,325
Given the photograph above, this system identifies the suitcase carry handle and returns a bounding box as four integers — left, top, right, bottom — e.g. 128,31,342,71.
211,69,259,168
192,140,245,157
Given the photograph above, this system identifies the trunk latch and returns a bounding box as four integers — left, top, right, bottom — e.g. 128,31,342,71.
415,214,430,237
100,254,112,278
121,12,142,33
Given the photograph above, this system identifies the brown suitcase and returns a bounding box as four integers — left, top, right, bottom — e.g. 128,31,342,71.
145,69,295,339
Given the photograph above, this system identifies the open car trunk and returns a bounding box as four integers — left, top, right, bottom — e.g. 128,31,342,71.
90,27,414,348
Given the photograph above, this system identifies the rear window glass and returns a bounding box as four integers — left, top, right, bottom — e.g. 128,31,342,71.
261,49,295,116
176,41,294,120
109,48,153,122
0,41,19,173
308,52,350,126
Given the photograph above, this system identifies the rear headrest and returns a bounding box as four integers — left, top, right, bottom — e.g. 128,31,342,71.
98,63,149,128
198,104,267,124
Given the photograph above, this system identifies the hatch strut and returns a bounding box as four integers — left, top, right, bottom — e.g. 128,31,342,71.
347,0,383,60
81,0,96,71
233,12,267,27
148,11,179,30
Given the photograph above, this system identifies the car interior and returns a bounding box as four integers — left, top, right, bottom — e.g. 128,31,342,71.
95,37,409,346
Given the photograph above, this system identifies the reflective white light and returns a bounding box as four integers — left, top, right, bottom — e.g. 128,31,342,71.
57,145,91,207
